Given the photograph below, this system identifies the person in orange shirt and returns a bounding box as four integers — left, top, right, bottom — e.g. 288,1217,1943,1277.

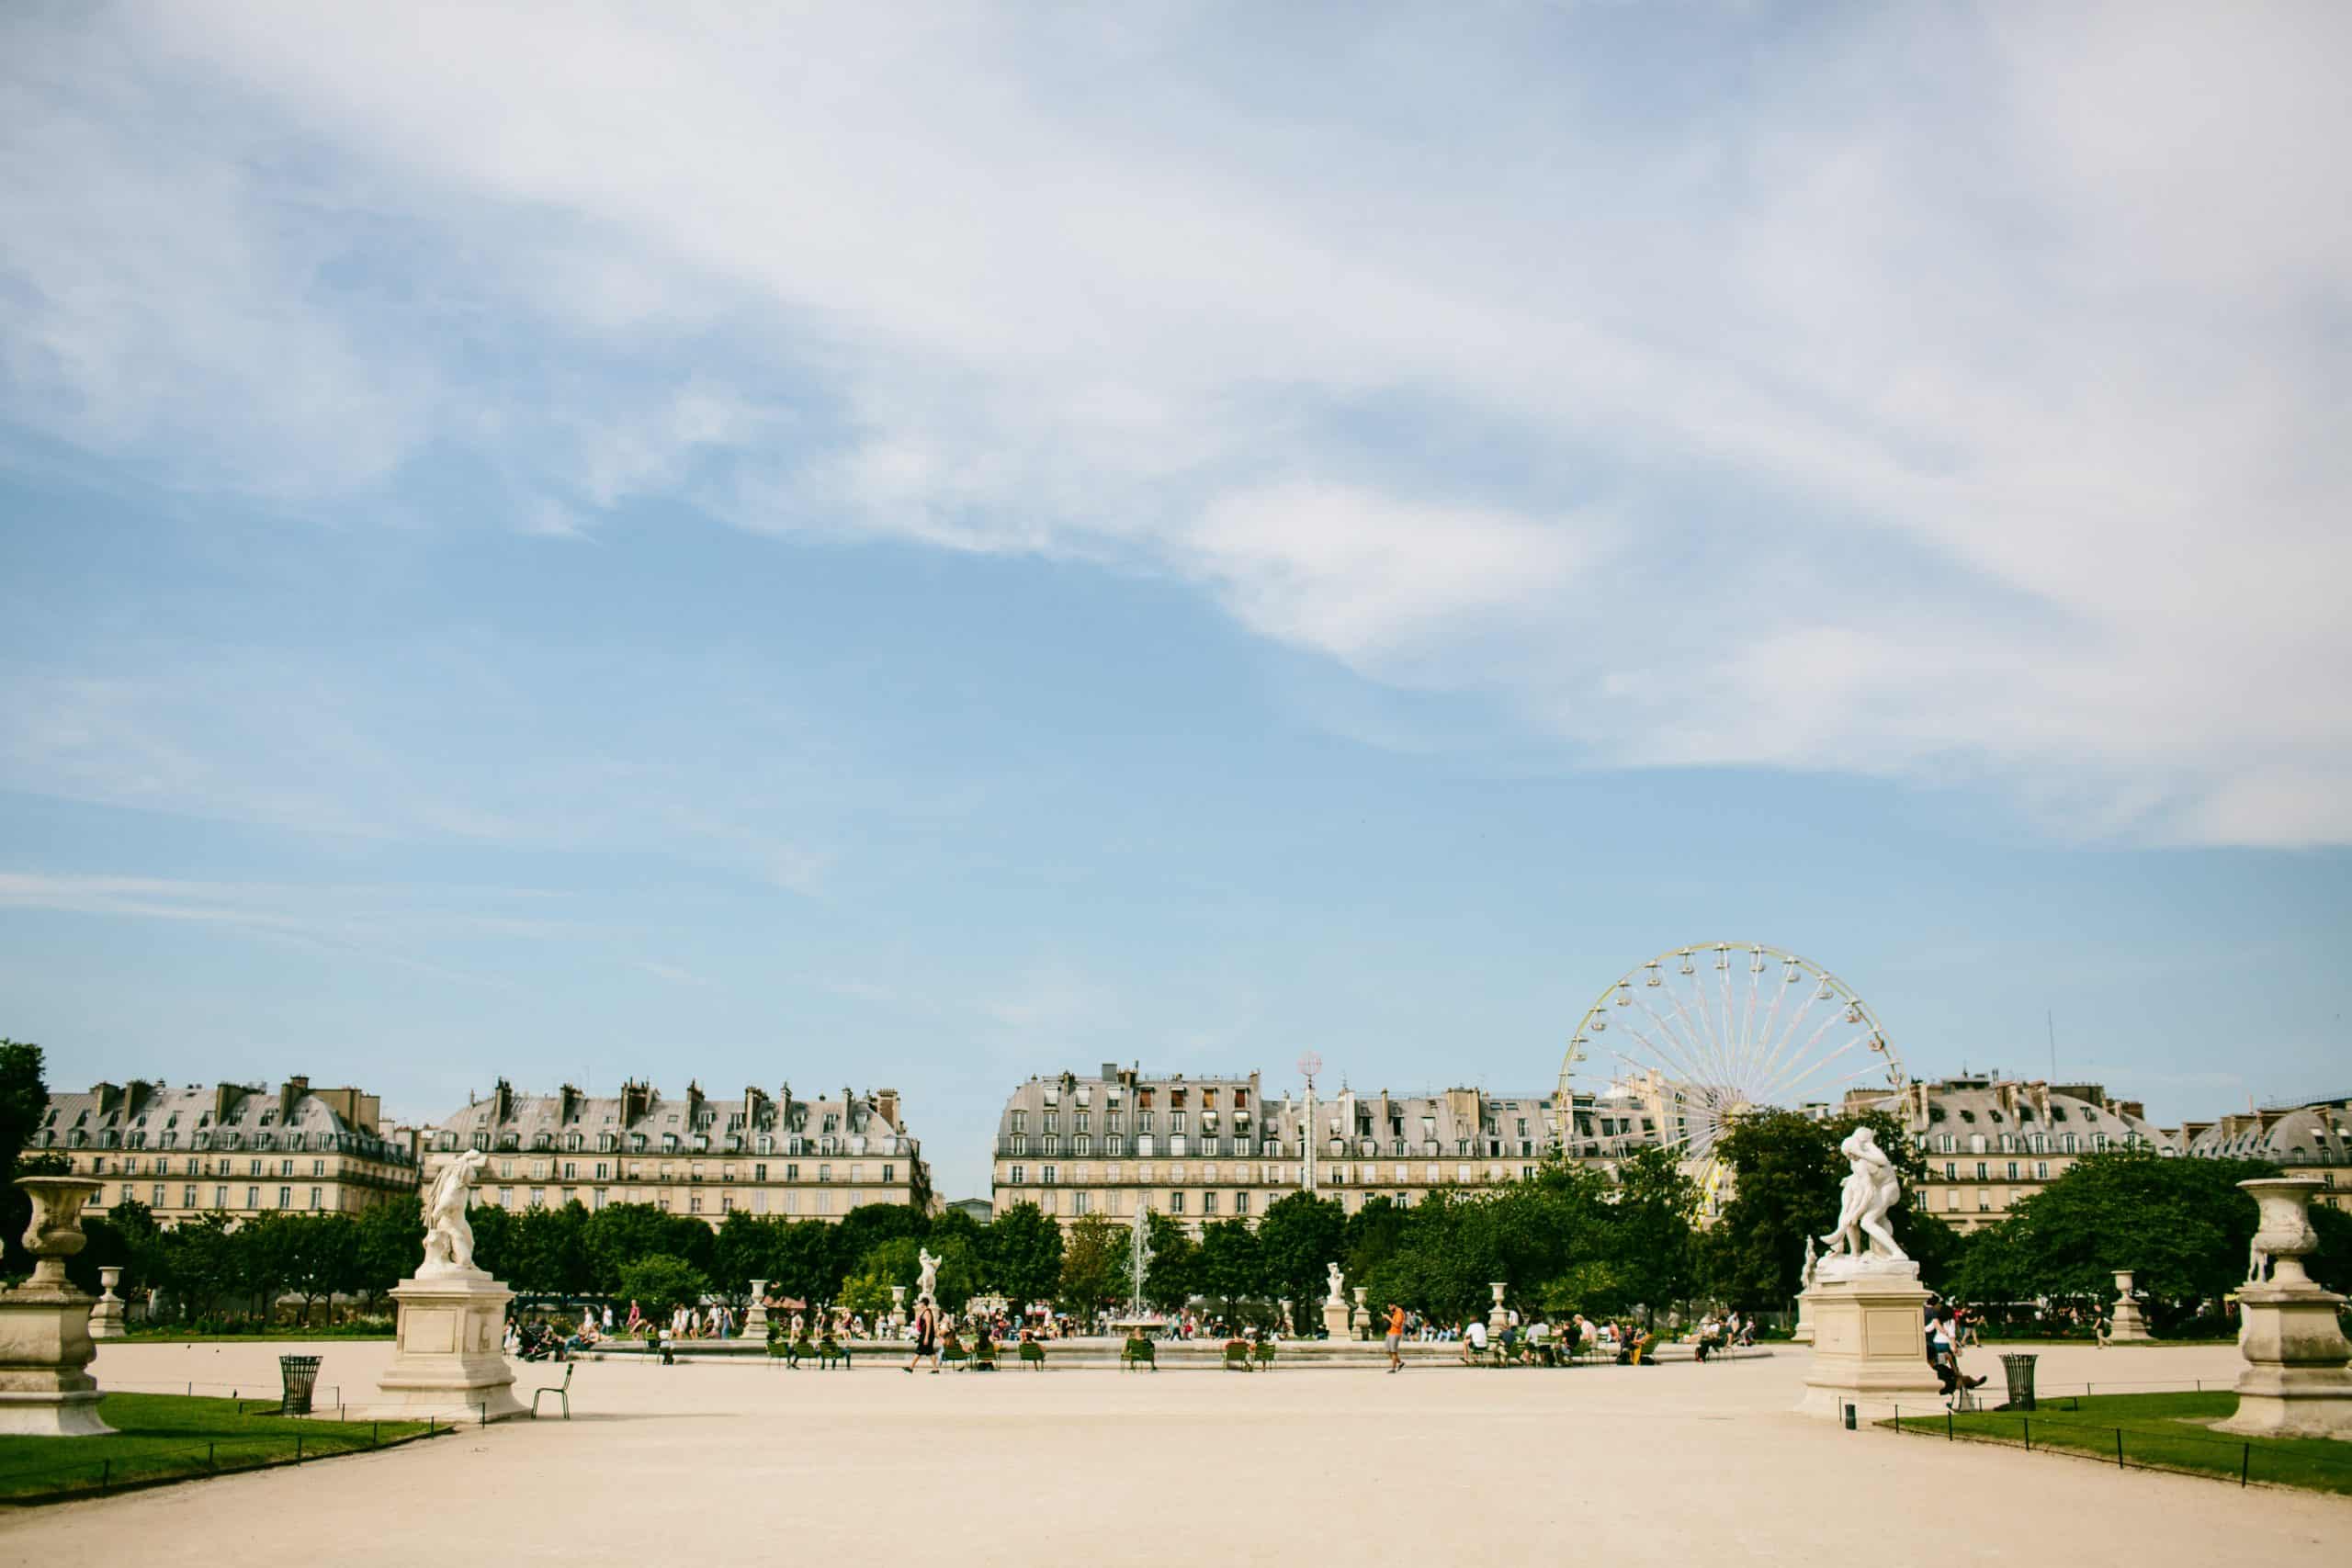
1385,1303,1407,1372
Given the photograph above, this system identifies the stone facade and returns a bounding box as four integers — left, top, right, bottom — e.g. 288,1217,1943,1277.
1849,1075,2179,1233
2179,1096,2352,1211
416,1077,931,1225
990,1065,1664,1233
28,1077,419,1226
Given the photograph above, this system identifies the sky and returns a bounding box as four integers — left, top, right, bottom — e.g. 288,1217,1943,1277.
2,2,2347,1201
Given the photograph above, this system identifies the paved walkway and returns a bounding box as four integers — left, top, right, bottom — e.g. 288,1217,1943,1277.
6,1340,2338,1564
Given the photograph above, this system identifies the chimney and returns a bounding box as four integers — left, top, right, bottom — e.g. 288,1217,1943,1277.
876,1088,899,1128
280,1074,311,1123
492,1077,514,1123
1101,1062,1118,1081
620,1078,651,1127
560,1084,581,1123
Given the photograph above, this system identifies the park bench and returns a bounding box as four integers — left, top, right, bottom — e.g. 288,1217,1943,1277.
1120,1338,1157,1372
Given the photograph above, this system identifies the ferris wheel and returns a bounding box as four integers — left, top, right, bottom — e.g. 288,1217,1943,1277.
1559,943,1907,1201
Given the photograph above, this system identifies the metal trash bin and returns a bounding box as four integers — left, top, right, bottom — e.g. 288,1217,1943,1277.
1998,1351,2038,1411
278,1354,323,1416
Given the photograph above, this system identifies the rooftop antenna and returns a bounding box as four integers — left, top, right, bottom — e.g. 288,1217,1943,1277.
2046,1010,2057,1082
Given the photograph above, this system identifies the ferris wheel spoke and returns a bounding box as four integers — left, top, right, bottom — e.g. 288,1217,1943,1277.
1618,1021,1718,1114
1757,1004,1847,1099
1634,995,1721,1093
1659,981,1737,1095
1754,1032,1880,1109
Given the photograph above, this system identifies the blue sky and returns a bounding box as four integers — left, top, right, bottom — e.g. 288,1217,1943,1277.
4,3,2347,1199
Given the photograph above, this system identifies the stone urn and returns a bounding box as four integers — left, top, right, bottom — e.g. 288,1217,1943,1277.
2108,1269,2151,1341
0,1174,112,1434
88,1266,129,1340
2218,1179,2352,1439
744,1279,770,1335
1487,1280,1510,1337
16,1176,102,1285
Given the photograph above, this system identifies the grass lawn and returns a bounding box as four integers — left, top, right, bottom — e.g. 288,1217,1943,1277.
0,1394,436,1503
1885,1392,2352,1495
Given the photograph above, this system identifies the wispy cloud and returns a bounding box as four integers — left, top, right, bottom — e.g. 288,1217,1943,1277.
4,3,2348,842
0,870,567,986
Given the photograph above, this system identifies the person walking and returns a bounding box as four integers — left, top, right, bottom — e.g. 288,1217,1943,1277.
1384,1303,1407,1373
905,1298,941,1374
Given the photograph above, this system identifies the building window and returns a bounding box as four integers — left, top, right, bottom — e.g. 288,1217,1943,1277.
1235,1191,1250,1215
1202,1191,1217,1215
1170,1191,1185,1214
500,1187,514,1207
1010,1165,1026,1185
310,1187,322,1210
244,1187,259,1209
1072,1190,1090,1216
277,1186,290,1208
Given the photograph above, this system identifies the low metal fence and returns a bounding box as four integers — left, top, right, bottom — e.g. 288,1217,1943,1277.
0,1416,459,1506
1882,1392,2352,1494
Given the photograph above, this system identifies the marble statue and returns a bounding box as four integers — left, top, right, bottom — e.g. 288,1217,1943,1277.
916,1247,940,1303
1800,1234,1819,1290
420,1149,489,1275
1820,1126,1905,1265
1325,1262,1346,1306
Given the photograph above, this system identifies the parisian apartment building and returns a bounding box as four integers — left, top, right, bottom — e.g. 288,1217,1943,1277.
28,1077,421,1225
989,1063,1670,1232
413,1077,932,1224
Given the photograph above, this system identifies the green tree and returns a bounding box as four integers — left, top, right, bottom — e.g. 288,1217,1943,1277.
1056,1213,1126,1315
985,1202,1065,1306
71,1197,158,1296
1255,1191,1345,1313
1952,1149,2279,1325
712,1212,785,1299
271,1213,362,1324
0,1040,50,1276
508,1201,593,1295
354,1196,423,1309
1197,1217,1265,1311
1340,1195,1414,1288
1608,1146,1701,1317
769,1219,841,1308
1140,1211,1198,1310
615,1253,710,1319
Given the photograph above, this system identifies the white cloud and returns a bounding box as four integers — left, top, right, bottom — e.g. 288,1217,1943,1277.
4,2,2348,843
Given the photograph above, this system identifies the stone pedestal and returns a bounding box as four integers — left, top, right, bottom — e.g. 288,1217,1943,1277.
2216,1179,2352,1440
1794,1260,1940,1420
1321,1299,1351,1339
745,1280,770,1336
889,1284,908,1330
87,1266,128,1341
2108,1269,2151,1342
377,1269,524,1421
0,1176,113,1437
1487,1281,1510,1338
1791,1291,1816,1345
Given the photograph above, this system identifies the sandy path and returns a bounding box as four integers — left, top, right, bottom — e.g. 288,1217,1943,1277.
3,1340,2335,1565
